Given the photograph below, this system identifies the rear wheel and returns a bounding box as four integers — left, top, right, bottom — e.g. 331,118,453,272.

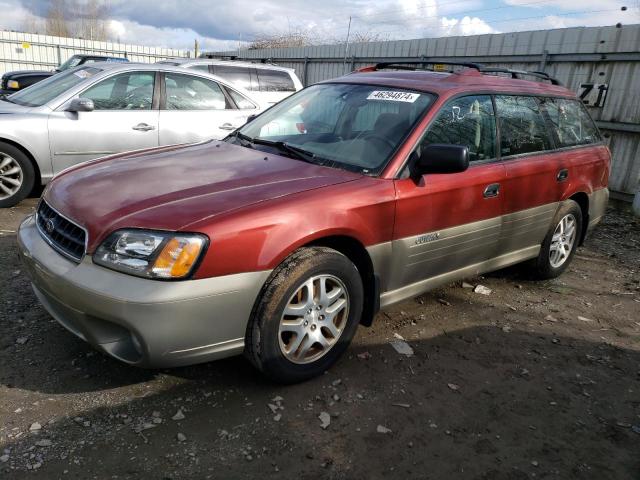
528,200,582,279
0,142,34,208
245,247,363,383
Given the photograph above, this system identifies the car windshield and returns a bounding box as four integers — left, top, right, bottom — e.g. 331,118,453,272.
57,55,84,71
231,83,434,174
7,67,101,107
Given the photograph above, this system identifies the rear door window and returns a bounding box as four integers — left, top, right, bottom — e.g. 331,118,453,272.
421,95,496,162
495,95,553,157
256,69,295,92
544,98,601,147
212,65,253,91
164,72,230,110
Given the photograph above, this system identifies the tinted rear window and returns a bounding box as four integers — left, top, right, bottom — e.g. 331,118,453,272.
257,69,295,92
544,98,602,147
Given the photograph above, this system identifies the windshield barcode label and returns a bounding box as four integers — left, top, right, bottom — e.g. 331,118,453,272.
367,91,420,103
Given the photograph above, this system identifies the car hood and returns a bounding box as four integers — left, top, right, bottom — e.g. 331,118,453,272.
2,69,52,77
0,99,31,113
45,141,362,251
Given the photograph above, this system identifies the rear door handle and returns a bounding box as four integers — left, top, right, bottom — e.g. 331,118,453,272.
219,123,236,131
132,123,155,132
483,183,500,198
557,169,569,182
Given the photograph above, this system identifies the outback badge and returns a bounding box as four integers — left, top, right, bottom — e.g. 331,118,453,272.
415,232,440,245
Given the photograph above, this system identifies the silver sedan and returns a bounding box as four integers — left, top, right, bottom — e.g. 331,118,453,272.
0,63,264,207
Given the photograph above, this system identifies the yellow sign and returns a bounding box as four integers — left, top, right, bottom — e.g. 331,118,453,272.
21,42,31,49
433,64,447,72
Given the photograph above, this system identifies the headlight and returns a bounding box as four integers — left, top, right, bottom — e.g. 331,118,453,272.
7,80,20,89
94,229,208,279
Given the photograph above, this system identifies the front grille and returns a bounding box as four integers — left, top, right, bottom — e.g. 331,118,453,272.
36,201,87,262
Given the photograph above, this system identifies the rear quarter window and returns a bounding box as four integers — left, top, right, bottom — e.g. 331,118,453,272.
544,98,602,147
213,65,253,91
257,69,296,92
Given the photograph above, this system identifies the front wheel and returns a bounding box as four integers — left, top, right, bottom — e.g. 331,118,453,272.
528,200,582,279
245,247,363,383
0,142,35,208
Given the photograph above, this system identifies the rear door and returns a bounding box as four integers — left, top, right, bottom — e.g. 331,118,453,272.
158,72,258,145
495,95,561,255
390,94,506,293
543,96,607,193
48,70,159,173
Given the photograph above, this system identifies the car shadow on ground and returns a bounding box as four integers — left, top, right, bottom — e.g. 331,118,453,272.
1,325,639,479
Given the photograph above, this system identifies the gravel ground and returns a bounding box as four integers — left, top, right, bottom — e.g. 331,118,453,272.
1,198,639,479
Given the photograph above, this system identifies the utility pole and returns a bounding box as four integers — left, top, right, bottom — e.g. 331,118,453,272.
343,16,352,74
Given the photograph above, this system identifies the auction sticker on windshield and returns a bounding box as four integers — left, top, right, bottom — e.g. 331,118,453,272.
367,91,420,102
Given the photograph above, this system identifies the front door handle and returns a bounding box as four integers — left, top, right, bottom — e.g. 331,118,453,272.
557,169,569,182
483,183,500,198
132,123,155,132
219,123,236,131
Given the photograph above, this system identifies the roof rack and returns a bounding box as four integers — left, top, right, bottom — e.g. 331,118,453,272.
358,61,562,86
200,54,238,60
479,67,562,85
365,60,484,72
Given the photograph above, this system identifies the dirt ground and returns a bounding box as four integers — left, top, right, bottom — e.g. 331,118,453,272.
1,198,639,480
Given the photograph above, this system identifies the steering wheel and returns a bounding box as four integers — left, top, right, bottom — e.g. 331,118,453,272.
361,132,395,151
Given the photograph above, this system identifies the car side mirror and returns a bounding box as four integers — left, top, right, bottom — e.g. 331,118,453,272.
67,98,95,112
413,144,469,176
245,114,258,124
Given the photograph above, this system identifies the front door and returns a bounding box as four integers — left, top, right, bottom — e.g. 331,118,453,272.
389,94,505,295
48,71,158,174
158,72,255,145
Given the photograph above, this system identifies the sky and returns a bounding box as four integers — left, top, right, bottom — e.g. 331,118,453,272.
0,0,637,51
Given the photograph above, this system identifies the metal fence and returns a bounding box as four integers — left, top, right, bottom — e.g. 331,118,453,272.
210,24,640,199
0,30,188,75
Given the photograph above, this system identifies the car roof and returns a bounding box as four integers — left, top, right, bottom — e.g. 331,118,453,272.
47,62,264,108
329,69,575,98
158,58,296,73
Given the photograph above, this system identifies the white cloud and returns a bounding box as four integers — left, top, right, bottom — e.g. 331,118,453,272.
440,16,498,36
0,0,636,51
106,19,243,51
503,0,626,10
498,7,636,32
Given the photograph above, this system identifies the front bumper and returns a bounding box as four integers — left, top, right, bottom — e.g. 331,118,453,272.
17,215,271,368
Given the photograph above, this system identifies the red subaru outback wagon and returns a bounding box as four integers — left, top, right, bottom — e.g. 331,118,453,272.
18,62,609,383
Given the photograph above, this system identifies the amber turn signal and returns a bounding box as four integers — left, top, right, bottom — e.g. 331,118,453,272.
151,236,205,279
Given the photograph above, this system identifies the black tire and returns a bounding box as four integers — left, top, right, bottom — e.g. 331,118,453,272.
528,199,583,280
0,142,35,208
245,247,364,383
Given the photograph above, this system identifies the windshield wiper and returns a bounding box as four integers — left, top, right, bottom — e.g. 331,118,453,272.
233,132,320,165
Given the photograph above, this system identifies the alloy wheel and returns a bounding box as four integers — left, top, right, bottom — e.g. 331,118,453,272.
0,153,23,200
278,274,350,364
549,213,577,268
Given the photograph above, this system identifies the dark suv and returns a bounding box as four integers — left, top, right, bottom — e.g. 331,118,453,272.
0,54,128,95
